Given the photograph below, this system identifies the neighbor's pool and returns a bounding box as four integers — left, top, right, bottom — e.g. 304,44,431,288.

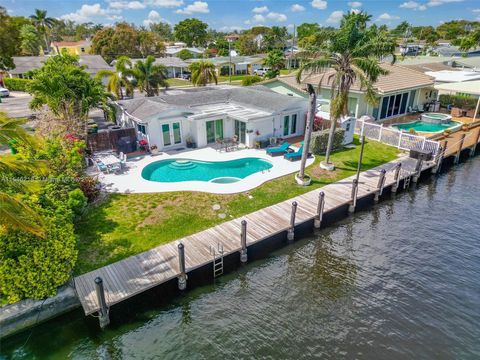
393,120,461,133
141,157,273,183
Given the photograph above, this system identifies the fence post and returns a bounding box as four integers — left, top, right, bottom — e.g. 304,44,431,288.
397,131,403,149
348,179,358,213
374,169,386,203
392,163,402,194
177,243,187,290
95,277,110,329
412,158,423,183
378,124,383,142
314,192,325,229
287,201,297,241
455,134,466,164
240,220,248,263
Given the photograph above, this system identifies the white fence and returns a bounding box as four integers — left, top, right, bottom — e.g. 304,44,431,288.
355,120,440,155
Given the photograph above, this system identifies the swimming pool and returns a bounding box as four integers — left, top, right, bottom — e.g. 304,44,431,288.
141,157,273,183
393,120,461,133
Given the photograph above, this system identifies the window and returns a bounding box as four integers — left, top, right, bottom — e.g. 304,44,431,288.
206,119,223,143
283,115,290,136
291,114,297,134
379,91,411,120
137,123,147,135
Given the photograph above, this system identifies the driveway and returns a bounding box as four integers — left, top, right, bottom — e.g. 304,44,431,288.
0,91,35,118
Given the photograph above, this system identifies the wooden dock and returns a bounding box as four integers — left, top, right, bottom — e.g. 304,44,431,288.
75,155,440,316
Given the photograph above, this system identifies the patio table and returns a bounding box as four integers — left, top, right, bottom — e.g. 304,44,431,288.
100,154,121,166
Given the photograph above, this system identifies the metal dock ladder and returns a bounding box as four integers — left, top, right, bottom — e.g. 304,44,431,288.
403,170,412,189
210,243,224,279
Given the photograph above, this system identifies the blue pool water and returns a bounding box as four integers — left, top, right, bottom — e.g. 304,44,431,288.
393,120,461,133
141,157,273,183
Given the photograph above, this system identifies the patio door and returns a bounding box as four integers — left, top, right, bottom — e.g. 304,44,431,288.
206,119,223,144
161,122,182,148
234,120,246,144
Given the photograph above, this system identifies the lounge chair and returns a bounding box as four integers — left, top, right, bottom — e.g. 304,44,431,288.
284,145,304,161
266,142,290,157
96,160,108,173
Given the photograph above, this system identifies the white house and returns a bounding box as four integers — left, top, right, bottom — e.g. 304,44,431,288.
117,86,308,151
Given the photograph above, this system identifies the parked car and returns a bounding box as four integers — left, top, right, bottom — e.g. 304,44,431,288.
0,87,10,97
180,72,191,81
253,68,270,76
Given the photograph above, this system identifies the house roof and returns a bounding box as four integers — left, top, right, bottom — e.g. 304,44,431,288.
127,57,188,68
425,70,480,83
52,40,91,47
118,86,307,122
301,63,435,94
10,55,111,75
452,57,480,70
402,62,457,74
186,55,264,66
165,47,204,55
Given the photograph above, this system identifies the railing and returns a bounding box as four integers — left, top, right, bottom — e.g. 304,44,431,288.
355,120,440,155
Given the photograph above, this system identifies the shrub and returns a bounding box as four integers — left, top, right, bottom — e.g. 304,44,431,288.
265,69,279,79
177,49,193,60
439,94,477,110
241,75,262,86
309,128,345,155
79,176,100,202
3,78,32,92
0,205,77,303
67,188,87,215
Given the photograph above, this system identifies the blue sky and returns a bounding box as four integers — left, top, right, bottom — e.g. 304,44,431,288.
3,0,480,30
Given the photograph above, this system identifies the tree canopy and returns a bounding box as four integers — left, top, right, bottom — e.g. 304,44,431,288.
174,18,209,47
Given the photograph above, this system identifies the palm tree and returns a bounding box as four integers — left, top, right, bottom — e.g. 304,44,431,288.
30,9,56,54
96,56,134,99
297,11,396,170
263,49,285,77
0,113,45,236
133,56,168,97
189,60,218,87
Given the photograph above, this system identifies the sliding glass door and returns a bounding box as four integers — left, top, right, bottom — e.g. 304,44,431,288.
378,92,411,120
161,121,182,147
234,120,246,144
283,114,297,136
206,119,223,143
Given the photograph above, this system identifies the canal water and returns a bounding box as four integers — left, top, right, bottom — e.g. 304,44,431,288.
2,158,480,359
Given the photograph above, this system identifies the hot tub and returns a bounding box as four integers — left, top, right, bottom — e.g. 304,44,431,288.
421,112,452,124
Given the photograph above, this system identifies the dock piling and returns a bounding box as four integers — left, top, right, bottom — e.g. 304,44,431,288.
177,243,187,290
374,169,386,203
240,220,248,263
436,141,448,174
287,201,297,241
94,277,110,329
471,128,480,157
455,134,466,164
314,192,325,229
348,179,358,213
392,163,402,194
412,159,423,183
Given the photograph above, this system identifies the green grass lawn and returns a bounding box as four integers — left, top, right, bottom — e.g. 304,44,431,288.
166,78,192,87
280,69,297,75
217,75,248,82
75,138,399,274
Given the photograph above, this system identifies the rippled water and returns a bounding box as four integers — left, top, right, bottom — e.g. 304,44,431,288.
2,158,480,359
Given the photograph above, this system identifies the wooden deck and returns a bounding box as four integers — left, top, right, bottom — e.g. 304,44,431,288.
75,155,439,316
440,125,480,158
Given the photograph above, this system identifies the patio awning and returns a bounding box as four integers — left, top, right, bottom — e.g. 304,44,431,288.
434,80,480,121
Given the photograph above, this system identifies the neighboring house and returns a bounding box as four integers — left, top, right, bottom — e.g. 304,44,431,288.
165,46,204,58
116,86,308,151
425,70,480,84
114,57,189,78
50,40,91,55
263,63,437,122
8,55,112,78
186,55,265,76
434,45,480,57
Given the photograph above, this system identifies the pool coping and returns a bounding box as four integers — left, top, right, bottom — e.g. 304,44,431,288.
97,147,315,194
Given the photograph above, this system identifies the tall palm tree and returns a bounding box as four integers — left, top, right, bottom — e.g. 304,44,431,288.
297,11,396,170
133,56,168,97
30,9,56,54
263,49,285,77
0,113,45,237
189,60,218,87
96,56,134,99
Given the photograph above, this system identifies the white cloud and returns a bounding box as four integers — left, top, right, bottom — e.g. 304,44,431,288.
176,1,209,14
252,6,268,13
473,9,480,13
326,10,344,23
399,1,427,10
350,8,361,13
61,3,121,23
145,0,184,7
219,25,244,32
245,14,266,24
266,12,287,22
143,9,163,26
311,0,327,10
376,12,400,21
108,1,146,9
348,1,362,8
426,0,463,6
291,4,305,12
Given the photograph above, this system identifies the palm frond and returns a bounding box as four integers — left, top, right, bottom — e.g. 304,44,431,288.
0,193,45,237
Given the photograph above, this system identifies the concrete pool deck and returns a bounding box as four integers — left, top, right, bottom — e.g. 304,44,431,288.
96,147,315,194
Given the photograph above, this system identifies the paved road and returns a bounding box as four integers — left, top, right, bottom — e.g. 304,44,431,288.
0,91,34,118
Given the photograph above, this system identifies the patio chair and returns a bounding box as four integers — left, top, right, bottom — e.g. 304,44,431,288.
96,160,108,173
266,142,290,157
215,138,223,151
284,145,304,161
109,163,122,174
417,103,425,112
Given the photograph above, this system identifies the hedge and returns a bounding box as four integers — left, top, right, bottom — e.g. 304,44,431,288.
309,128,345,155
3,78,32,92
241,75,262,86
439,94,477,110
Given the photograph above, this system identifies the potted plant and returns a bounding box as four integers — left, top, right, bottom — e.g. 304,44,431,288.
150,144,159,155
443,129,451,137
186,136,196,148
139,139,148,152
461,124,469,131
